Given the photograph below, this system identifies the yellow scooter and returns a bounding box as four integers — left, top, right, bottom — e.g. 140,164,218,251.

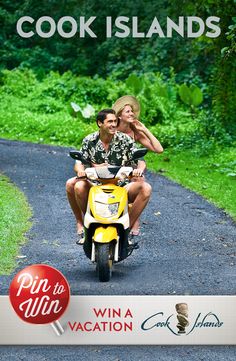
70,149,147,282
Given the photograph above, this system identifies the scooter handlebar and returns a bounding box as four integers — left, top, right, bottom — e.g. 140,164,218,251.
75,167,144,182
76,175,87,179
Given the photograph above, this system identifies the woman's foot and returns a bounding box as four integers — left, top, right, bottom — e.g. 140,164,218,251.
130,229,140,236
130,218,140,236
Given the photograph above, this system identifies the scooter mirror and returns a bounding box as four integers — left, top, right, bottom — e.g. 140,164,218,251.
132,148,148,160
69,150,88,164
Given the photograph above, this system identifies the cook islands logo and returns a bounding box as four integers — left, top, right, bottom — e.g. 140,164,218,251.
175,303,189,334
141,302,224,336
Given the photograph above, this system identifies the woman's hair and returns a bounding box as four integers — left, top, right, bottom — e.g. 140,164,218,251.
117,104,134,119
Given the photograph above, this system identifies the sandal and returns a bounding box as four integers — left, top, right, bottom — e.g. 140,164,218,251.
76,231,85,245
128,234,139,249
130,227,141,237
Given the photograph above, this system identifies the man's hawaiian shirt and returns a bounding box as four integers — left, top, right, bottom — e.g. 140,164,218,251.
80,131,137,166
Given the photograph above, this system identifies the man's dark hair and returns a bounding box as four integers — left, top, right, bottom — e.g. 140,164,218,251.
96,108,119,127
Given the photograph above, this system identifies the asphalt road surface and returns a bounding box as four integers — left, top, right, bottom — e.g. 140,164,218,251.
0,139,235,360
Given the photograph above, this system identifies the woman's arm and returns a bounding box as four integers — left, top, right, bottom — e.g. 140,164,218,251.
131,119,164,153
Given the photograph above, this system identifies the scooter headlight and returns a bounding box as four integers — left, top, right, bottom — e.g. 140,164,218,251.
95,202,119,218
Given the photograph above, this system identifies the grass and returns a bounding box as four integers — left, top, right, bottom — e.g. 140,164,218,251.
0,174,32,275
147,146,236,220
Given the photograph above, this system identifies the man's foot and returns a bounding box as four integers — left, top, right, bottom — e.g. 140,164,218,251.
76,223,84,235
76,231,85,245
128,234,139,250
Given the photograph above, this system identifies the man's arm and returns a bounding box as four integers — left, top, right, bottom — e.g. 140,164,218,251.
74,160,86,177
132,160,146,177
73,136,91,177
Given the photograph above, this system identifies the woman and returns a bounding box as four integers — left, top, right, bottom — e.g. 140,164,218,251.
113,95,163,154
112,95,163,236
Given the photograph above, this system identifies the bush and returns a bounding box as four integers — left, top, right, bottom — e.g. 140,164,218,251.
0,68,232,152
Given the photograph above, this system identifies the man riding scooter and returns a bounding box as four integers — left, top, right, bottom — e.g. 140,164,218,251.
66,109,152,246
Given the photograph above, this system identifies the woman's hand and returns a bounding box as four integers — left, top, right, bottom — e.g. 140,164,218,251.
131,119,147,133
131,118,164,154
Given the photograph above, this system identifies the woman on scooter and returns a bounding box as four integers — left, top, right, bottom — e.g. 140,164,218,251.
112,95,163,237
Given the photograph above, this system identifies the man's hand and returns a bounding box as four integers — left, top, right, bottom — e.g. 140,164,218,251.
74,160,86,178
77,170,86,178
132,169,143,177
92,162,109,167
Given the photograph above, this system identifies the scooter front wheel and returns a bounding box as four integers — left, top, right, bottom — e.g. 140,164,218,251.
96,243,113,282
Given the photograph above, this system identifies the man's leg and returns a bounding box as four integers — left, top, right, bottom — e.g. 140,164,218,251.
74,180,91,215
66,177,83,234
127,181,152,229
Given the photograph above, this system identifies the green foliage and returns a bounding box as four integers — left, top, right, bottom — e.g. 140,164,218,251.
0,68,37,96
126,74,143,95
121,71,192,133
0,68,234,151
221,15,236,57
211,54,236,134
0,174,32,274
147,145,236,220
0,0,234,81
0,0,235,135
210,13,236,135
178,84,203,107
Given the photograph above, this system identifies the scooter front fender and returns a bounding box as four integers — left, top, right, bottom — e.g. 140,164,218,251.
93,226,118,243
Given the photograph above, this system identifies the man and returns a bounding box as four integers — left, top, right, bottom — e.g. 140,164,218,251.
66,109,152,243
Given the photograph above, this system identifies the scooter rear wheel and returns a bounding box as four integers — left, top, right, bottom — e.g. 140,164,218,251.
96,243,113,282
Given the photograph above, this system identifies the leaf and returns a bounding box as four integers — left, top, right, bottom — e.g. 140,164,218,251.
190,85,203,106
221,47,228,56
126,74,143,95
70,102,81,112
81,104,95,118
178,84,192,105
71,102,95,119
179,83,203,107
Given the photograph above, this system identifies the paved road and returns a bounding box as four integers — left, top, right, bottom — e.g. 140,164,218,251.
0,139,235,360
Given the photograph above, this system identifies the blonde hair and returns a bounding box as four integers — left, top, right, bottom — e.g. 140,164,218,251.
117,104,134,119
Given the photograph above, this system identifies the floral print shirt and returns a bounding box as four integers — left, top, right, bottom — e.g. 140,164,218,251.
80,131,137,166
